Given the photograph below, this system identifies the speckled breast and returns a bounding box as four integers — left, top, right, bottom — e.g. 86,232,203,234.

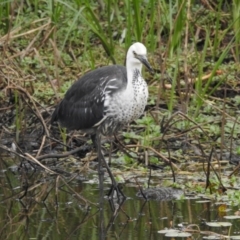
100,75,148,136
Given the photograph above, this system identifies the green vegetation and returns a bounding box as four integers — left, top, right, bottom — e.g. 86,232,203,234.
0,0,240,197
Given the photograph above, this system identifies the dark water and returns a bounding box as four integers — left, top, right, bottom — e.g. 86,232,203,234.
0,159,239,240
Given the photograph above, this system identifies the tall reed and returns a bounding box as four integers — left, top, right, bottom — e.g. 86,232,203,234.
0,0,11,34
233,0,240,62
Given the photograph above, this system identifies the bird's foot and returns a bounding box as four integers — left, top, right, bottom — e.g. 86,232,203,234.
107,183,126,200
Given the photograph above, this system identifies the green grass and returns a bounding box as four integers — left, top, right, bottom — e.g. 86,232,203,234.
0,0,11,33
233,0,240,62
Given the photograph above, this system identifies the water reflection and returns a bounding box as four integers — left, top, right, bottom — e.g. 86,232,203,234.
0,160,239,239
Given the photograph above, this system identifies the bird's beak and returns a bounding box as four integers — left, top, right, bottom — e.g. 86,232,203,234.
137,55,154,74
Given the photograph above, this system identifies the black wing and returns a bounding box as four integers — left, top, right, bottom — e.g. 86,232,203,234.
51,65,127,131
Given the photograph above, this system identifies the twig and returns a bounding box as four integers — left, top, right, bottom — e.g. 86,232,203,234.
161,111,208,137
0,144,56,174
126,144,180,171
5,85,50,137
59,176,95,206
25,153,57,174
36,135,46,158
1,19,51,41
228,163,240,178
36,146,87,161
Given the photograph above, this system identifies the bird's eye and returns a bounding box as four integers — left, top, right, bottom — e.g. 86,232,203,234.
133,51,136,55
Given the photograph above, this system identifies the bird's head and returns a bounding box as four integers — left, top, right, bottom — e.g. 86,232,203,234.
126,42,153,73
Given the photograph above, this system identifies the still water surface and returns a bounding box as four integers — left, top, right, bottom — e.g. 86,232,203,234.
0,161,239,239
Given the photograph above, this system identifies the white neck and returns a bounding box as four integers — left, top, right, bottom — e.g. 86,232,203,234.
126,61,142,84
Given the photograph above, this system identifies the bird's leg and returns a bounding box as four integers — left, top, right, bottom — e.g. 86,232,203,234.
95,133,106,239
94,133,125,200
91,134,97,149
95,133,104,199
